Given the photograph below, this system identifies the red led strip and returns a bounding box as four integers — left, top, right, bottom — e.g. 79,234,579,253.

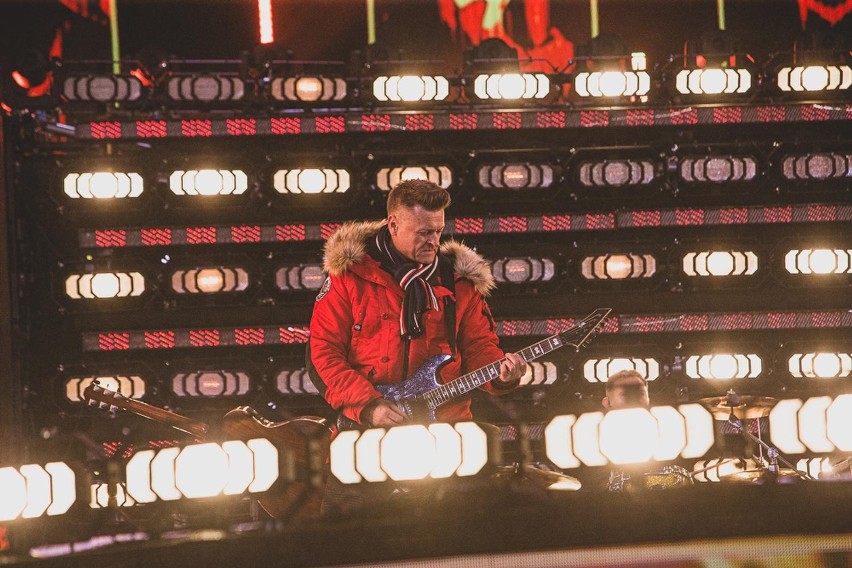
79,203,851,249
76,104,851,140
82,311,849,352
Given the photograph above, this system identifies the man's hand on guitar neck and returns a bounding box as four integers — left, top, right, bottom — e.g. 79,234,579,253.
361,398,407,427
497,352,527,386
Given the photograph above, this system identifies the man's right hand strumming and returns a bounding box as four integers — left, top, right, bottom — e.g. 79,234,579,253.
361,399,407,427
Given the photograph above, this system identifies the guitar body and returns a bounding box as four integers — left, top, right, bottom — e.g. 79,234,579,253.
375,354,453,422
222,408,331,519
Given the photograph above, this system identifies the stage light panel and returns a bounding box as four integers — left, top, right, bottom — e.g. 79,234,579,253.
682,251,758,277
65,272,145,300
275,264,325,291
777,65,852,92
679,156,757,183
329,422,488,484
574,70,650,97
275,369,320,394
770,395,852,454
796,458,834,479
782,153,851,180
583,358,661,382
66,375,145,403
476,163,555,190
171,267,249,294
473,73,549,99
581,254,656,280
90,483,136,508
172,371,251,398
64,172,144,199
491,257,555,284
372,75,450,102
692,458,757,482
545,404,713,468
0,462,76,521
685,353,762,379
62,74,143,102
785,249,852,274
166,74,245,102
273,168,350,194
519,361,558,386
788,352,851,379
169,169,248,196
675,68,752,95
375,165,453,191
577,159,655,187
270,76,347,102
125,439,278,503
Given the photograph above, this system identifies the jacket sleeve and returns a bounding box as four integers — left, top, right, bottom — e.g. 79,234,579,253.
308,274,382,424
455,281,519,395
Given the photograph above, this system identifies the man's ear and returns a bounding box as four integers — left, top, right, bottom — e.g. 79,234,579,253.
387,215,398,235
601,396,611,410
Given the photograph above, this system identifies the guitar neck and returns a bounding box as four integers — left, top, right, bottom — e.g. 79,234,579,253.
109,396,210,438
426,334,565,408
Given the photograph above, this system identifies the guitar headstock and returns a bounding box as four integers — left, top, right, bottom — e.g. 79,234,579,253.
558,308,612,349
82,381,127,414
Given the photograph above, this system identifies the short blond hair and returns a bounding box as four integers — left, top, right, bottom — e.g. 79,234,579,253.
386,179,451,215
604,369,647,394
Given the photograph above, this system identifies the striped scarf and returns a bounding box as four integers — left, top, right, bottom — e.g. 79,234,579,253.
368,226,440,339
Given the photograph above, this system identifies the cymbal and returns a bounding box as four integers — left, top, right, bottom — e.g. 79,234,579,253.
697,395,778,419
494,464,582,491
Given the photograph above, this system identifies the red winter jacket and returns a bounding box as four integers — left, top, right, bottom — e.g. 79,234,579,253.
308,220,517,425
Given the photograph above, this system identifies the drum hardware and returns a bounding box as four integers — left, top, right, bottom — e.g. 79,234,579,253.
707,389,814,483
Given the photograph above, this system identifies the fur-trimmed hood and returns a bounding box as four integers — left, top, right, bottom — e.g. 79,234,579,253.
322,220,495,296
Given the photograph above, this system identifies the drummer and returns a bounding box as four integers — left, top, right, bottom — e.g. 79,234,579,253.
601,369,692,491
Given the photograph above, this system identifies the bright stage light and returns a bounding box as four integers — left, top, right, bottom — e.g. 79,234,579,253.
770,395,852,454
519,361,558,386
473,73,549,100
788,352,851,379
373,75,450,102
64,172,143,199
65,272,145,299
581,254,656,280
0,462,76,521
376,165,453,191
574,70,650,97
273,168,350,193
545,404,714,468
778,65,852,92
491,257,554,284
275,369,320,395
271,76,347,102
66,375,145,403
329,422,488,484
682,251,758,277
171,267,249,294
169,169,248,196
785,249,852,274
172,371,251,398
676,68,751,95
685,353,762,379
125,439,278,503
796,458,834,479
583,357,661,382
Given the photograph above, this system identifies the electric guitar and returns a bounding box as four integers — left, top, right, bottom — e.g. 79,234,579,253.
367,307,612,423
82,382,331,519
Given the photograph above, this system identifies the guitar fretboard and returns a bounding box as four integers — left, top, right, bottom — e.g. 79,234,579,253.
424,334,565,409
